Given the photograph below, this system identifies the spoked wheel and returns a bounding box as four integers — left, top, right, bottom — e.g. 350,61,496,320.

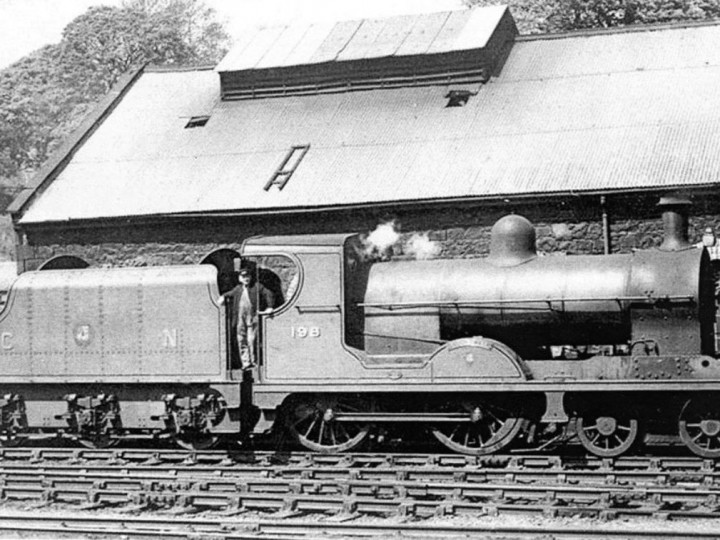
174,433,221,451
576,414,638,457
78,434,119,449
286,395,370,453
431,399,524,455
678,399,720,458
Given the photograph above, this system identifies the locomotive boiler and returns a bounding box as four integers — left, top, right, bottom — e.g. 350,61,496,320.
363,207,714,361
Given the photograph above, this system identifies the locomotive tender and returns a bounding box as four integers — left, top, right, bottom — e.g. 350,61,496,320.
1,196,719,457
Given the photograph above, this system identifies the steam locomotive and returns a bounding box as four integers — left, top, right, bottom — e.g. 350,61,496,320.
0,195,719,458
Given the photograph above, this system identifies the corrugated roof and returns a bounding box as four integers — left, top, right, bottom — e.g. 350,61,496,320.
17,20,720,225
215,6,507,72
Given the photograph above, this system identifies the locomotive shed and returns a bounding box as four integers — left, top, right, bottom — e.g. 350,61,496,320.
4,3,720,459
8,5,720,271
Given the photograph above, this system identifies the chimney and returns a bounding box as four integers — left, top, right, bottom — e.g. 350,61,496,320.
657,193,692,251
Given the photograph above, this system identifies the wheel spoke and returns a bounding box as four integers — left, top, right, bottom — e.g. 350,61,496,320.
303,417,317,438
318,421,325,444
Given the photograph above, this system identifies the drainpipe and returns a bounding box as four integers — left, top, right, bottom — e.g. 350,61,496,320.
601,195,611,255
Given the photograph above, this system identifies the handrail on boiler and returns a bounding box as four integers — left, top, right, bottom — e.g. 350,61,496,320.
358,295,695,311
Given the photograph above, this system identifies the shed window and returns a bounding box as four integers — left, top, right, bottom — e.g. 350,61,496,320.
185,116,210,128
445,90,473,108
264,144,310,191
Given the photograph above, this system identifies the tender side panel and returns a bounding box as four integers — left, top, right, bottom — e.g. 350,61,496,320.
0,266,227,382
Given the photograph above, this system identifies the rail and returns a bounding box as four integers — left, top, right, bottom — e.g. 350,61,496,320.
2,512,719,539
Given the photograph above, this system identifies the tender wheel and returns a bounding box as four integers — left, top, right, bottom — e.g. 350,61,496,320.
174,433,220,451
0,434,27,447
286,395,369,453
679,399,720,458
78,435,119,449
576,414,638,457
431,399,523,455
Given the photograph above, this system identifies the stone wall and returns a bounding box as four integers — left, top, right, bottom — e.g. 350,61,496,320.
16,192,720,271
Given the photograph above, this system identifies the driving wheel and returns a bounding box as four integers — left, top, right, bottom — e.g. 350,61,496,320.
286,395,370,453
431,398,523,455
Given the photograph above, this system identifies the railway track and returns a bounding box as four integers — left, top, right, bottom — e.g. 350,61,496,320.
1,447,719,486
0,448,718,523
0,511,719,540
0,446,716,471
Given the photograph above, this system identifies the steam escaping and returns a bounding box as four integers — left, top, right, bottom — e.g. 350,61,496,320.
364,221,400,259
405,232,442,260
362,222,442,261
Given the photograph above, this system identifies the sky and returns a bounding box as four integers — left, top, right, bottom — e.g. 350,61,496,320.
0,0,465,70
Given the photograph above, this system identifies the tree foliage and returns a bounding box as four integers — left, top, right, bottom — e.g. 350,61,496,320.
466,0,720,33
0,0,229,186
553,0,720,30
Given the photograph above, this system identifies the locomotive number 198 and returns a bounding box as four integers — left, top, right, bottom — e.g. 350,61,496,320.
291,326,321,338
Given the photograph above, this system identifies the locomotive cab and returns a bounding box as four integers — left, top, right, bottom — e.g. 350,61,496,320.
241,234,370,383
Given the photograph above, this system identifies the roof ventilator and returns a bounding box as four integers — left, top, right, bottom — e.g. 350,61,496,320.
185,116,210,128
264,144,311,191
445,89,476,108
